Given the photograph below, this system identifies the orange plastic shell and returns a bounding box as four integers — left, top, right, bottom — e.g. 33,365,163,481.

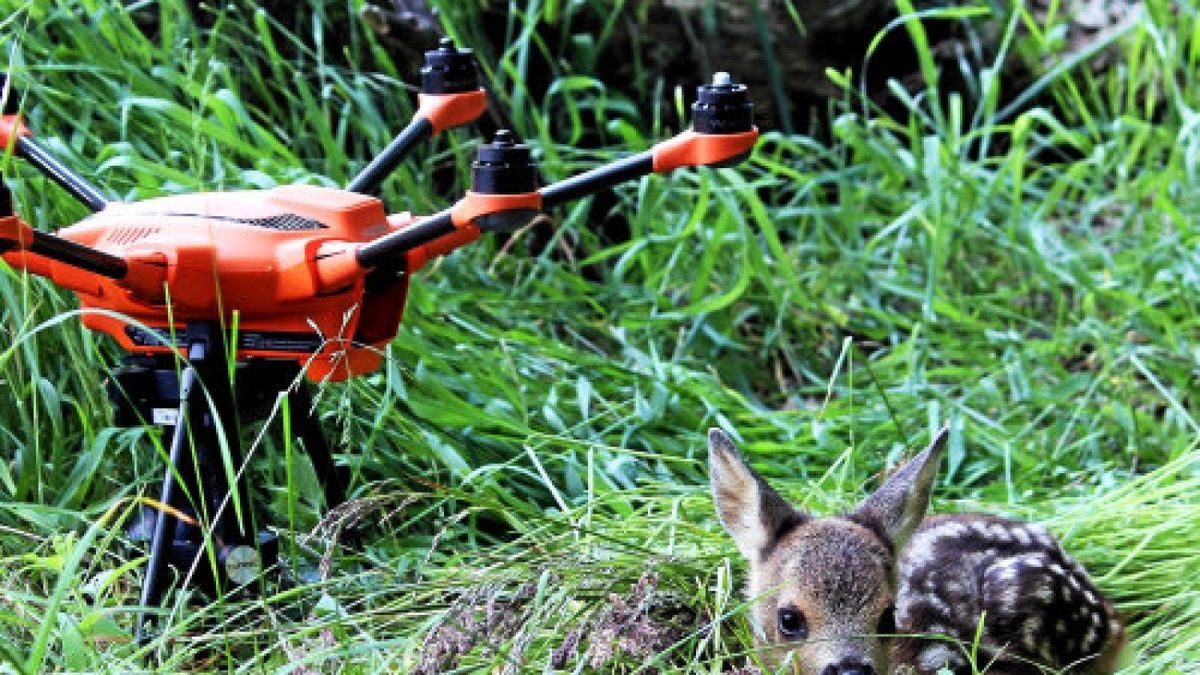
1,183,538,382
417,90,488,134
0,185,404,382
651,128,759,173
391,191,542,272
404,222,481,272
449,191,542,228
0,215,33,245
0,114,29,148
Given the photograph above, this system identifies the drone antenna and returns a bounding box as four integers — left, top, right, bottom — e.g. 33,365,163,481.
1,73,111,213
347,38,487,195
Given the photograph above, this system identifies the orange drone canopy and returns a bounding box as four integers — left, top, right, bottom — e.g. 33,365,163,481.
2,185,415,380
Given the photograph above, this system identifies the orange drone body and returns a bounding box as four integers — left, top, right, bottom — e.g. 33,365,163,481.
2,185,410,381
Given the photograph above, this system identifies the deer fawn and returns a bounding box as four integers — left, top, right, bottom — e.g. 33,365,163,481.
709,427,1125,674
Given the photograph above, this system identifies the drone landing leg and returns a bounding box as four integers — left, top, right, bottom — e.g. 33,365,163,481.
129,326,277,648
289,381,348,510
134,358,200,645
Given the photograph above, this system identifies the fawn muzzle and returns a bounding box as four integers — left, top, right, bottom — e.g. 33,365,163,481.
820,662,874,675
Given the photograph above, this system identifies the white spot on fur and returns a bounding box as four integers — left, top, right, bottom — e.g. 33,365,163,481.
987,557,1030,610
1012,527,1033,546
1083,626,1098,650
918,644,958,670
902,526,950,566
990,577,1019,610
1034,582,1054,603
923,593,954,618
1030,524,1055,548
1084,588,1099,605
905,521,969,571
896,597,913,625
1056,619,1067,635
992,558,1022,583
1022,616,1042,651
989,523,1013,542
1090,611,1103,627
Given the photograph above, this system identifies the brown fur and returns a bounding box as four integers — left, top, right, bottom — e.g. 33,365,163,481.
708,427,1124,675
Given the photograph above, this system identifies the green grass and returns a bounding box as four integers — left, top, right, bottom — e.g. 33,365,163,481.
1,0,1199,672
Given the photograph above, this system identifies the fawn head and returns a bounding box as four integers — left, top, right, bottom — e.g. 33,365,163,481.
709,427,948,674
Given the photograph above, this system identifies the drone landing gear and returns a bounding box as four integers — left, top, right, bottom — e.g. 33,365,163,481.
111,323,347,644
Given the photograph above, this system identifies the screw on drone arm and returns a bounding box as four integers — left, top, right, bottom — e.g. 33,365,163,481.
540,72,758,210
347,38,488,195
0,73,111,212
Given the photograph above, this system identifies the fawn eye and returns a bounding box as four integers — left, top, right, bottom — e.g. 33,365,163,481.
777,608,808,639
877,605,897,635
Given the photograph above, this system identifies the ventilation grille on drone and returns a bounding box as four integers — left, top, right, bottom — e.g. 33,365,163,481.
161,212,329,231
104,225,161,246
231,214,327,231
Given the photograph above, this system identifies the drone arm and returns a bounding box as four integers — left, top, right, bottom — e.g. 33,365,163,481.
1,214,123,276
2,107,111,213
346,117,431,195
353,209,454,270
353,186,544,271
539,152,653,210
0,212,164,298
11,133,111,212
538,129,757,209
347,142,756,277
347,39,488,196
345,89,487,195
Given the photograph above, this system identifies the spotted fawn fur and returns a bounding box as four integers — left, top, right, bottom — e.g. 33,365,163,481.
708,427,1125,674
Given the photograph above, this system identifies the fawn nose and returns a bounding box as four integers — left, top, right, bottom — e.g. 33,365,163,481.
821,663,874,675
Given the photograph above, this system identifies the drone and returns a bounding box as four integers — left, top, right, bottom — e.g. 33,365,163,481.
0,39,757,643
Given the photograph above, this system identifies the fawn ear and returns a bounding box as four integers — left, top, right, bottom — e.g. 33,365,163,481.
850,426,949,550
709,428,804,561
